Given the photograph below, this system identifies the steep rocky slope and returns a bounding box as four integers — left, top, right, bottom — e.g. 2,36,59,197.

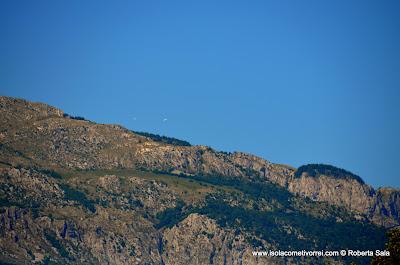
1,96,398,228
2,165,385,265
288,172,400,228
0,96,398,264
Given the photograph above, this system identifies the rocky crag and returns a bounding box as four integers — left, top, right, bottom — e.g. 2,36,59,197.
0,96,398,264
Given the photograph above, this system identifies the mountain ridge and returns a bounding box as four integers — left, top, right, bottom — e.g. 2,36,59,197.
0,95,399,264
1,95,398,228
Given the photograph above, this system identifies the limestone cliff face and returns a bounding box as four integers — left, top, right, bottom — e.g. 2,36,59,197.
2,163,361,265
162,213,284,265
370,188,400,227
0,166,302,265
0,96,287,185
0,167,168,264
1,96,398,264
288,175,375,215
287,174,400,227
161,214,345,265
1,96,399,229
0,205,163,265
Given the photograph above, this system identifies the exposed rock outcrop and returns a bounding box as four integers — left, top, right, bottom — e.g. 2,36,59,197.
162,213,283,265
0,96,398,264
1,96,399,228
288,173,400,227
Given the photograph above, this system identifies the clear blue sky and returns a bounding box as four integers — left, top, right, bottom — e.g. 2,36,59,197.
1,1,399,188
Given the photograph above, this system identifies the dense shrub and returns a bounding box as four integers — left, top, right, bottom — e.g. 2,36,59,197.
155,200,190,229
60,184,96,213
63,113,86,121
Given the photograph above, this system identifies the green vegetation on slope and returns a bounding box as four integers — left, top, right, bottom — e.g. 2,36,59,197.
178,173,291,203
2,165,385,265
154,172,385,265
61,168,225,203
